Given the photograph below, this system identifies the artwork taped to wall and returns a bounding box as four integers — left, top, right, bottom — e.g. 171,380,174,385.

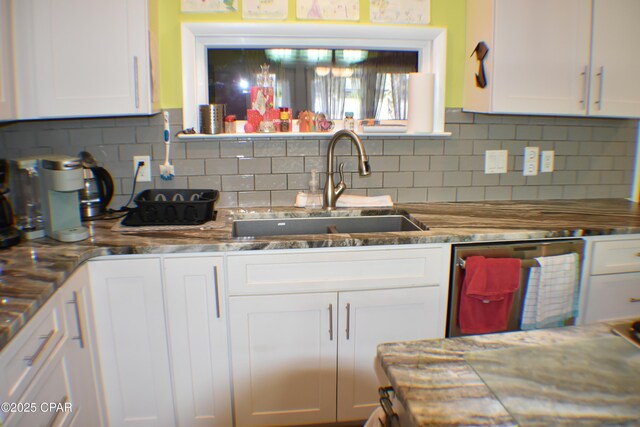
296,0,359,21
182,0,238,13
370,0,430,24
243,0,288,20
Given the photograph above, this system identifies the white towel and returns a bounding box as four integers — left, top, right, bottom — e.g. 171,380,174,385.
521,253,580,330
295,193,394,208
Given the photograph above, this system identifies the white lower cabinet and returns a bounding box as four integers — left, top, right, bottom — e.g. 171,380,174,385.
60,265,103,427
163,256,233,427
227,245,449,427
88,258,175,427
229,292,339,427
336,287,442,421
581,236,640,323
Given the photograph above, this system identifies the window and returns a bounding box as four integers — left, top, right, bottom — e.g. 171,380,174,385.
182,23,446,133
207,48,418,121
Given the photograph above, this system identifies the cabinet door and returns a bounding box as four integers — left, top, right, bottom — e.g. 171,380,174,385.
163,256,232,427
336,286,444,422
13,0,152,118
491,0,592,115
229,293,338,427
583,273,640,323
88,258,175,427
61,265,103,427
588,0,640,117
0,0,15,121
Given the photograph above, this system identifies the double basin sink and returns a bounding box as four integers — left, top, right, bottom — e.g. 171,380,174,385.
232,212,427,238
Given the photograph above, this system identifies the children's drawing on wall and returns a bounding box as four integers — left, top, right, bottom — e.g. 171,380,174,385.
370,0,430,24
243,0,288,19
296,0,359,21
181,0,237,13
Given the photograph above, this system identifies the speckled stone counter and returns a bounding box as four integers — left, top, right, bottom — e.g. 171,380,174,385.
376,323,640,426
1,198,639,351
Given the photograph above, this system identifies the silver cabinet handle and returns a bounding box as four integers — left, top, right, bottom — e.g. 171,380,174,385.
24,329,55,366
328,304,333,340
45,396,68,427
213,266,221,318
133,56,140,109
345,303,351,340
579,66,588,107
67,291,85,349
630,298,640,303
595,66,604,110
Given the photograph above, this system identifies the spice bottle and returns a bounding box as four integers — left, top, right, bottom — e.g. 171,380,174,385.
344,112,355,131
279,108,290,132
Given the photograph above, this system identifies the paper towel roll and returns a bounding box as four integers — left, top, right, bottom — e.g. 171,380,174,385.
407,72,434,134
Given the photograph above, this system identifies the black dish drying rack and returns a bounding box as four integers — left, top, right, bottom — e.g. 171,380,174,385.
122,189,219,226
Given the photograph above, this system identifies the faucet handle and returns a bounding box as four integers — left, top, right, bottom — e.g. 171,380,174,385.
335,162,347,196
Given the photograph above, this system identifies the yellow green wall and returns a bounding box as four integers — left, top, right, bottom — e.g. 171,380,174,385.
157,0,466,109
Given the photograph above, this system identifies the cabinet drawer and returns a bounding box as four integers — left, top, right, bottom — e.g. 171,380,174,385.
583,273,640,323
591,239,640,275
0,296,64,408
227,246,444,295
3,348,73,427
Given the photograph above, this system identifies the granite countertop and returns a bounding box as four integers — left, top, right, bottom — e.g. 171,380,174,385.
1,198,639,351
377,323,640,426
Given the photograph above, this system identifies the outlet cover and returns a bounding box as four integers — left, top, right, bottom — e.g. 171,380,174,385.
133,155,151,182
541,150,554,173
523,147,539,176
485,150,508,174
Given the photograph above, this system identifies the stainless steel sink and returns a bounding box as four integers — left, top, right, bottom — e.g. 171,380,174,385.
231,215,426,238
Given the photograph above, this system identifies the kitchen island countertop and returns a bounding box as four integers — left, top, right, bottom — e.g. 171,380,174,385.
1,198,639,351
377,322,639,426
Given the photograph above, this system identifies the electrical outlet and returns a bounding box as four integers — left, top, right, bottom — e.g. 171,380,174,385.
523,147,539,176
541,150,554,173
133,155,151,182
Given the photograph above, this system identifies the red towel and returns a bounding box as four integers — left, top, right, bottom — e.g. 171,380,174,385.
458,256,521,334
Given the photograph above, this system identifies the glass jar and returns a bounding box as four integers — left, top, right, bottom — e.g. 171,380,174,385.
344,112,355,131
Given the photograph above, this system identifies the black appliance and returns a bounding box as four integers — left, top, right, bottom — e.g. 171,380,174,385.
0,159,21,248
79,151,114,219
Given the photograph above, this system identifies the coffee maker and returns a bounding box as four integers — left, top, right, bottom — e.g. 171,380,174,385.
0,159,21,248
78,151,114,219
39,155,89,242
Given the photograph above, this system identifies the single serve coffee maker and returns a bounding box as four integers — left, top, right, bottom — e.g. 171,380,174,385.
39,155,89,242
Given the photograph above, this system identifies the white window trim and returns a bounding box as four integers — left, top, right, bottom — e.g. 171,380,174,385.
181,22,447,134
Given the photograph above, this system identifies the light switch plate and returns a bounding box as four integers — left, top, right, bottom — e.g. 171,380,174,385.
523,147,539,176
485,150,508,174
541,150,554,173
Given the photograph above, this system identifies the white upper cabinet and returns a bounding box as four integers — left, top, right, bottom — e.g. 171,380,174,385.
12,0,158,119
463,0,640,118
0,0,15,121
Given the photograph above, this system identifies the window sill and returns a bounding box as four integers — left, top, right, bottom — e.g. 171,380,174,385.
177,130,452,140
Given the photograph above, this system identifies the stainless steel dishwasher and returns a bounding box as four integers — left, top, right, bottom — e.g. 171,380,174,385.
447,239,585,337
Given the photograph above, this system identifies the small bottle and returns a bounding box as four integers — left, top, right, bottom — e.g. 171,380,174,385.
279,108,290,132
307,169,321,209
344,112,355,131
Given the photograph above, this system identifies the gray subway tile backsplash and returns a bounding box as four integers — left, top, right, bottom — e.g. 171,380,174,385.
0,109,636,208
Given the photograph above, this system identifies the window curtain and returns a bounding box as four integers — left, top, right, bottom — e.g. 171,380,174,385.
358,66,386,119
308,71,347,120
390,73,409,120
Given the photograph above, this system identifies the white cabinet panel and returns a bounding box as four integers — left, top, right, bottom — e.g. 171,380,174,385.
88,258,175,427
0,0,15,121
583,273,640,323
591,239,640,275
229,293,338,427
491,0,591,115
163,256,232,427
61,265,103,427
13,0,155,119
336,286,444,421
589,0,640,117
